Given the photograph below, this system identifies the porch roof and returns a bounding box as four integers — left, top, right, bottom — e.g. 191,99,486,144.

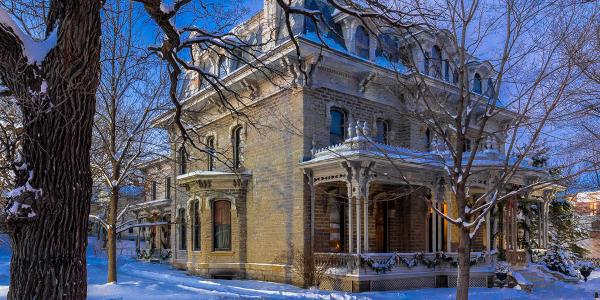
300,122,545,177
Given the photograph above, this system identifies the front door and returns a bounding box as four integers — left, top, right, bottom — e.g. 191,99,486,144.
375,202,388,252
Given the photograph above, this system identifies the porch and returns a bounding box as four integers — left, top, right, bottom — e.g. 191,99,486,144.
299,120,549,291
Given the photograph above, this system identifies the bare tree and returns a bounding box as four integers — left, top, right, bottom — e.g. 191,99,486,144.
90,0,168,283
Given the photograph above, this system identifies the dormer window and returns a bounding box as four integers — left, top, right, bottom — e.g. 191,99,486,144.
376,34,399,63
329,108,346,145
473,73,482,94
375,119,390,144
431,46,442,78
355,26,370,59
218,56,228,78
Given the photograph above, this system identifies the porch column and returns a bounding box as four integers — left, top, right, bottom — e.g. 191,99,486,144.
347,183,353,253
304,170,316,254
363,193,369,253
356,191,361,254
485,212,491,252
447,195,453,251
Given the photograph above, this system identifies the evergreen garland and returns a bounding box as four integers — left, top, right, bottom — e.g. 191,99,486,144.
359,251,492,273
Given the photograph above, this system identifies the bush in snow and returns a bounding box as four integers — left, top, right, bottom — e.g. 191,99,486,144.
541,249,579,277
495,261,511,274
576,261,595,281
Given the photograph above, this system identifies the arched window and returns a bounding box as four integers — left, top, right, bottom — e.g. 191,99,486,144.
355,26,370,59
178,147,187,175
199,61,213,89
473,73,482,94
218,56,228,78
329,108,346,145
178,208,187,250
376,33,399,63
431,46,442,78
213,200,231,251
192,200,201,251
206,136,215,171
229,50,242,73
232,126,243,169
375,119,390,144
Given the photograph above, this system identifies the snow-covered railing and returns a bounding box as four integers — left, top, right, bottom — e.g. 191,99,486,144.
309,120,435,164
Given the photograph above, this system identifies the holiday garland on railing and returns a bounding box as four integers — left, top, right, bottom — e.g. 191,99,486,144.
136,249,172,260
359,251,493,274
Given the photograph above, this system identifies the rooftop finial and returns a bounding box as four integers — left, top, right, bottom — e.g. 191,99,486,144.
362,121,370,137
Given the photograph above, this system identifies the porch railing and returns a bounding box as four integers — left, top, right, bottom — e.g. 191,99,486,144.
314,251,495,275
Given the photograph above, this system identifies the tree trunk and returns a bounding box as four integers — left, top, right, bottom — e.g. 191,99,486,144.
456,227,472,300
107,187,119,283
2,2,102,299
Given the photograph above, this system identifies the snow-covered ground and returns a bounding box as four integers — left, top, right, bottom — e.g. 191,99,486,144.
0,236,599,299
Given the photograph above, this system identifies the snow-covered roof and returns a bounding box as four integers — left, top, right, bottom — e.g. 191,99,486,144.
129,199,171,211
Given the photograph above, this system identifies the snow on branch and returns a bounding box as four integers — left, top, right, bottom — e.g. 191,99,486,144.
0,8,58,66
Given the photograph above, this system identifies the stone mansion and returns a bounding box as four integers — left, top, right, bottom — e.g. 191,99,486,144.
134,0,555,292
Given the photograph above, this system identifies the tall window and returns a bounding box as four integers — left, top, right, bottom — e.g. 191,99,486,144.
206,136,215,171
179,147,187,175
165,177,171,199
218,56,227,78
329,108,346,145
355,26,370,59
178,208,186,250
423,51,430,75
375,119,390,144
473,73,482,94
463,138,472,152
192,200,201,251
453,69,459,84
425,128,431,151
151,181,157,200
431,46,442,78
232,126,243,169
213,200,231,251
486,78,494,98
444,60,450,82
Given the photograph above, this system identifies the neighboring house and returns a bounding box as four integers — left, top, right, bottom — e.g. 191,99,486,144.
90,185,145,242
140,0,555,291
568,190,600,257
